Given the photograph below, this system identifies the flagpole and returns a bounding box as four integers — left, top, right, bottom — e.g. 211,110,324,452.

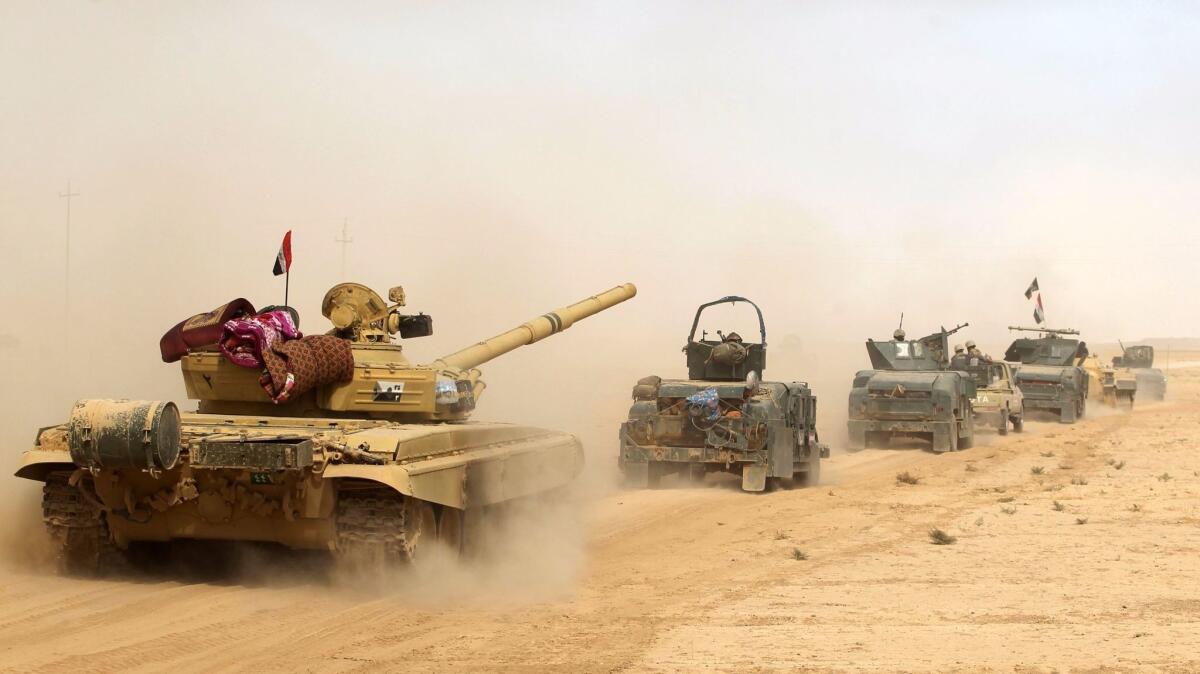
285,269,290,307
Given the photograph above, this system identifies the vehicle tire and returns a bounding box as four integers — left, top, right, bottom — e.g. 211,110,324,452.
794,459,821,488
998,407,1009,436
688,463,707,485
1011,415,1024,433
958,422,974,450
646,462,664,489
1060,404,1077,424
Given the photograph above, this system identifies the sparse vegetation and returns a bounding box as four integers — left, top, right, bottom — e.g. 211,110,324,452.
1157,473,1172,482
1041,451,1055,458
1076,517,1089,525
1128,504,1142,512
774,530,788,540
1058,463,1073,470
974,516,984,527
997,496,1015,503
1071,476,1089,486
1031,466,1045,475
1105,458,1116,466
1000,506,1016,515
1114,461,1126,470
896,471,920,485
965,464,978,472
928,528,957,545
792,548,808,561
1044,484,1064,492
1052,500,1065,512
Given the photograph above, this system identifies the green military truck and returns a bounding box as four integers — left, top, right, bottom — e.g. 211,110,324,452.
1004,327,1090,423
847,323,976,453
618,296,828,492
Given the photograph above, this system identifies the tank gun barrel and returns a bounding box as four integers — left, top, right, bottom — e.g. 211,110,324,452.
1008,325,1080,335
426,283,637,371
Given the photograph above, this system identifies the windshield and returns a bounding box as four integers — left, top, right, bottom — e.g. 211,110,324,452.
893,342,925,359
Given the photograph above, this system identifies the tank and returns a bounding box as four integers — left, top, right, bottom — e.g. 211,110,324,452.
617,296,828,492
17,281,637,573
1113,343,1166,400
847,322,976,452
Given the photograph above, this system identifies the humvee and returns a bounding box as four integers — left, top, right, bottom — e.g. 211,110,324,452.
1004,326,1090,422
618,296,828,492
847,323,976,452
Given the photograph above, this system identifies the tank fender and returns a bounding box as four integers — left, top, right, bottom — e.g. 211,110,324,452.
14,450,75,481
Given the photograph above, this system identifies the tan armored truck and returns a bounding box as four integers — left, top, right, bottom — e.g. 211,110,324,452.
964,361,1025,435
17,282,636,573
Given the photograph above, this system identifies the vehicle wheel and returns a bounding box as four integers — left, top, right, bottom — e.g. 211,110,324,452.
688,463,707,485
646,462,664,489
1078,398,1087,419
1060,404,1077,424
1011,415,1024,433
998,408,1009,436
407,500,438,562
958,423,974,450
794,460,821,488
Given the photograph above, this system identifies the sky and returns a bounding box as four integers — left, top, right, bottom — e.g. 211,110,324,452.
1,1,1198,459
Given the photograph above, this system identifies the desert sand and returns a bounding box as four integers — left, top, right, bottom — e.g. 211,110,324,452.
0,360,1197,673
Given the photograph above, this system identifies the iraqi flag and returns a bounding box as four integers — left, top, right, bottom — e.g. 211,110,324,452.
1033,293,1045,324
273,231,293,276
1024,277,1039,300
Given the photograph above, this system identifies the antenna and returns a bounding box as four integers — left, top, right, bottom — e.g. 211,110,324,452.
898,312,904,331
58,181,80,325
335,218,354,281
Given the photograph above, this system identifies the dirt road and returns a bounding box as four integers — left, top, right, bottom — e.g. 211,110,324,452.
2,366,1199,673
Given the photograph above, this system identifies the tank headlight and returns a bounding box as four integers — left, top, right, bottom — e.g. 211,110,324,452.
435,378,460,405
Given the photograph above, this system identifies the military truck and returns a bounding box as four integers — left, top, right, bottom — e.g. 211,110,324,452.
847,323,976,452
1113,342,1167,400
1004,326,1091,422
963,360,1025,435
17,281,636,574
618,296,828,492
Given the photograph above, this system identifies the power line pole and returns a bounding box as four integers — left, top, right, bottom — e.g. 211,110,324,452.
335,218,353,280
59,181,80,320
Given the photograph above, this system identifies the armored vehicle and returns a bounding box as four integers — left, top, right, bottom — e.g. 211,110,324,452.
847,323,976,452
1113,343,1167,400
1003,323,1132,414
17,282,636,573
963,360,1025,435
1004,326,1091,422
618,296,828,492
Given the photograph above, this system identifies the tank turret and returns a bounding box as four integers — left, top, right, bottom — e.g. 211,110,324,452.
180,282,637,421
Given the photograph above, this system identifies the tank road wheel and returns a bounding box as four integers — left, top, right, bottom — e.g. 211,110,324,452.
437,507,465,556
42,471,126,576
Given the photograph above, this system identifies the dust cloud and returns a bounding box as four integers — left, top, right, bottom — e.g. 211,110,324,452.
2,3,1199,597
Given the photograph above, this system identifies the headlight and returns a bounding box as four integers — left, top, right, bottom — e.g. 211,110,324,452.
435,377,460,405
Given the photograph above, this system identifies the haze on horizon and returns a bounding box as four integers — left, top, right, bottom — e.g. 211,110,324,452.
1,2,1198,451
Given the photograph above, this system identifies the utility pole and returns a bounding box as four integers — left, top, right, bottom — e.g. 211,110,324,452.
59,181,80,321
335,218,354,280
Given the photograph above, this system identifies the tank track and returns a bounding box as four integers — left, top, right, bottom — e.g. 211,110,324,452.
42,471,125,575
335,488,413,565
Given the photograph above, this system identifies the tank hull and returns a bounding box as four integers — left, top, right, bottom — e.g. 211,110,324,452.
17,412,583,554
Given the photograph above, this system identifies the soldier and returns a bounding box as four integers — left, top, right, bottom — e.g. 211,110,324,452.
894,328,906,341
966,340,992,364
950,344,970,370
